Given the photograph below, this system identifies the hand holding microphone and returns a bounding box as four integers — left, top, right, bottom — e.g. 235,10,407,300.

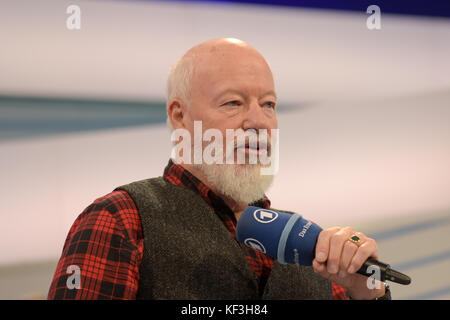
236,207,411,300
312,227,386,300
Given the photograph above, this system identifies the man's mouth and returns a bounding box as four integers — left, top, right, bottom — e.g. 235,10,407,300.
236,142,269,155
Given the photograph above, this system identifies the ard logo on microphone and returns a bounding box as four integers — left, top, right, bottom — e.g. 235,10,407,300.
244,238,266,254
253,209,278,223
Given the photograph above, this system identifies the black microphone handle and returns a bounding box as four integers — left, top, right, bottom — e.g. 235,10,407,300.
357,258,411,285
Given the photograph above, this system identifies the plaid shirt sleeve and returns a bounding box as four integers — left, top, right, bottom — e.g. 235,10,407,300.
47,190,143,300
332,282,348,300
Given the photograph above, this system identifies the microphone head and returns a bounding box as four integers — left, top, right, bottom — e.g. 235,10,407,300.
236,206,322,266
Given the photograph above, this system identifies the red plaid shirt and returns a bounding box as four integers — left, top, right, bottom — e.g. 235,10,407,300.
48,159,348,299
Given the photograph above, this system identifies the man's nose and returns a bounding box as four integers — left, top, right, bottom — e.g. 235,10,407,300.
242,100,273,131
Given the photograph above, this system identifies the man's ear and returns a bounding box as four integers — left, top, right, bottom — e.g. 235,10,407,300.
167,99,186,129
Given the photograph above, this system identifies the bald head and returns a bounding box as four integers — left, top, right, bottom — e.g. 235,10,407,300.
184,38,266,65
166,38,274,109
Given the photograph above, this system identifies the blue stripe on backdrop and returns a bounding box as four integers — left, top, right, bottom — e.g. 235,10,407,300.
154,0,450,19
393,249,450,271
367,215,450,242
0,96,298,141
0,96,167,141
406,286,450,300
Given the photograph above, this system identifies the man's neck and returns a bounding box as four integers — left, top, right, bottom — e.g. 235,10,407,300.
180,163,247,221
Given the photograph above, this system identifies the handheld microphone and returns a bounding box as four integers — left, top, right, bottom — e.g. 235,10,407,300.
236,206,411,285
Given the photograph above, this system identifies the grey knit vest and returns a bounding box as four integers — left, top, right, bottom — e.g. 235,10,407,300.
115,177,332,300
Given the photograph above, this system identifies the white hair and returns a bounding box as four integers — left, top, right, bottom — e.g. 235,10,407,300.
166,55,196,131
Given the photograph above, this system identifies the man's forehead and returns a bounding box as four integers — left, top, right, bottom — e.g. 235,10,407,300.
181,38,275,97
197,65,274,101
192,49,273,82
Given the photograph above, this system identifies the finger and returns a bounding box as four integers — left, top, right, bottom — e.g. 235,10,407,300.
340,239,359,271
347,238,378,274
313,259,331,280
312,259,326,274
340,231,365,269
327,227,355,274
315,227,340,263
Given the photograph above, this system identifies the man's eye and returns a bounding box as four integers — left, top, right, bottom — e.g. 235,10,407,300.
224,100,241,106
264,102,276,109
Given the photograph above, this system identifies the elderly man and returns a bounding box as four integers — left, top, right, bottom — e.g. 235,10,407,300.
48,38,390,300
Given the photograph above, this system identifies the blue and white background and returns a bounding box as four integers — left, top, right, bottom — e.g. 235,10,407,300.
0,0,449,299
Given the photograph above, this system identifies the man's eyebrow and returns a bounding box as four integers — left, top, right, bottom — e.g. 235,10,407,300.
262,90,277,99
216,89,243,99
216,89,277,100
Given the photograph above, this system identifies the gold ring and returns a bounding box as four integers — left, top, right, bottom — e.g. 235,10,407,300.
348,234,362,247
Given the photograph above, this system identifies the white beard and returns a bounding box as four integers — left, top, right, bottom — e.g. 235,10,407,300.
193,163,274,204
